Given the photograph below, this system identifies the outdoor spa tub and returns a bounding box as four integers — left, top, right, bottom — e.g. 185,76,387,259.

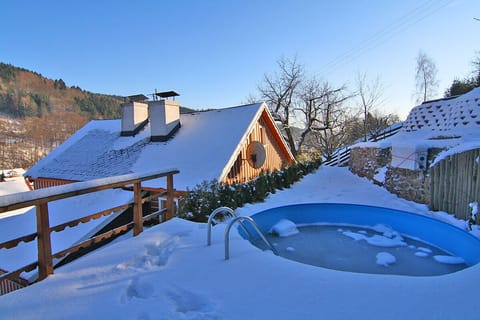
242,203,480,276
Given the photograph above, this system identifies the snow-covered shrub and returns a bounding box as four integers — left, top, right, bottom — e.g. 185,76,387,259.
178,158,322,222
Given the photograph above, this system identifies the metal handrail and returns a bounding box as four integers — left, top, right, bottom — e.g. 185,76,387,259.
224,216,278,260
207,207,235,246
207,207,254,246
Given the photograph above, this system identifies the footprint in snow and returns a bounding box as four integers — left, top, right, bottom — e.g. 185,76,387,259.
116,236,179,271
120,277,155,304
166,286,219,319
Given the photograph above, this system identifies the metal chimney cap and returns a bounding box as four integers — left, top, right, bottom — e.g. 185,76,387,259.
126,94,149,102
155,91,180,99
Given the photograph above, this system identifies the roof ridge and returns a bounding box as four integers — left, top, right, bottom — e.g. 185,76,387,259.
181,102,263,115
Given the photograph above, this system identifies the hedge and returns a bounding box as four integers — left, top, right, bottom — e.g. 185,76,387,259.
178,158,322,222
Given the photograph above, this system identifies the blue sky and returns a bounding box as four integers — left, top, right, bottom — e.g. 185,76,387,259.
1,0,479,119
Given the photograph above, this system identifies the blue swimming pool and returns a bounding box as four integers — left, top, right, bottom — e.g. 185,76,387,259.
243,203,480,275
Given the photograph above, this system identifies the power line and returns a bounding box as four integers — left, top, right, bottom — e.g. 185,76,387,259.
317,0,453,77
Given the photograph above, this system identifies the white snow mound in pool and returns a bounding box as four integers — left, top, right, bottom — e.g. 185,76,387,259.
376,252,396,267
269,219,299,237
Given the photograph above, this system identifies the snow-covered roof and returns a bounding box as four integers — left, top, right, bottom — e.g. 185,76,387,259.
26,103,268,190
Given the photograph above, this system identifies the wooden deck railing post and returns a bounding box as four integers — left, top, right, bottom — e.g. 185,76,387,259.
36,202,53,280
165,174,174,220
133,182,143,236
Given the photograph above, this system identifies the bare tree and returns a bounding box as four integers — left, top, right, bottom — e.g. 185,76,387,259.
243,94,260,105
296,78,351,154
305,85,352,159
415,51,439,103
259,57,352,158
355,72,385,141
472,51,480,86
365,111,400,138
259,56,303,157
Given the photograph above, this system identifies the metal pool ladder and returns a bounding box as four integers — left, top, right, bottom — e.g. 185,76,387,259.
206,207,278,260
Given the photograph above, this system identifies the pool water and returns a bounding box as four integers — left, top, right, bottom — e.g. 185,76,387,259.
242,203,480,276
263,224,467,276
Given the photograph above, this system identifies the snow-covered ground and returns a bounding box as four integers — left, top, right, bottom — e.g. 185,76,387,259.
0,171,32,218
1,166,479,319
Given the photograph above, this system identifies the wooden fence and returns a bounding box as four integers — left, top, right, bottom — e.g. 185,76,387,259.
0,169,179,295
430,149,480,222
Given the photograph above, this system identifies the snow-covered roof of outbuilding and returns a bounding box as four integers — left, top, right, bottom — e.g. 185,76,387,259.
354,88,480,150
26,103,269,190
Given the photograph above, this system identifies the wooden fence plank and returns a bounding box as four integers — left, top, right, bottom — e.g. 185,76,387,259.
430,149,480,221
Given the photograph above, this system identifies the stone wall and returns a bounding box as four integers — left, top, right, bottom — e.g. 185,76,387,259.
349,147,391,180
384,167,430,204
349,146,430,204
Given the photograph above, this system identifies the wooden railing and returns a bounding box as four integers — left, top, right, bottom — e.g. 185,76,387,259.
0,169,179,289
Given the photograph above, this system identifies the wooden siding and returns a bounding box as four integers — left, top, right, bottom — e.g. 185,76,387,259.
224,112,292,185
33,177,76,190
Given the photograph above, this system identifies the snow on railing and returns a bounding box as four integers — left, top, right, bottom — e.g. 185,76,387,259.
0,169,179,294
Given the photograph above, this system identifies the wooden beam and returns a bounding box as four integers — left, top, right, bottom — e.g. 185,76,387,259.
133,182,143,236
36,202,53,280
165,174,174,220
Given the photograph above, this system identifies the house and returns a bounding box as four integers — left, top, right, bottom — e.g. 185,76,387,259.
0,95,294,283
25,95,294,192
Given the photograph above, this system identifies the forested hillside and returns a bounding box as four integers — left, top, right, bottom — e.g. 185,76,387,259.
0,62,121,170
0,62,123,119
0,62,196,170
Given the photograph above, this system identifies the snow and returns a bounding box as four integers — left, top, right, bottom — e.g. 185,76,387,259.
433,255,466,265
2,166,480,319
269,219,299,237
414,252,429,258
431,141,480,166
341,227,407,248
417,247,433,254
469,202,478,221
0,174,32,218
376,252,396,267
373,166,387,183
